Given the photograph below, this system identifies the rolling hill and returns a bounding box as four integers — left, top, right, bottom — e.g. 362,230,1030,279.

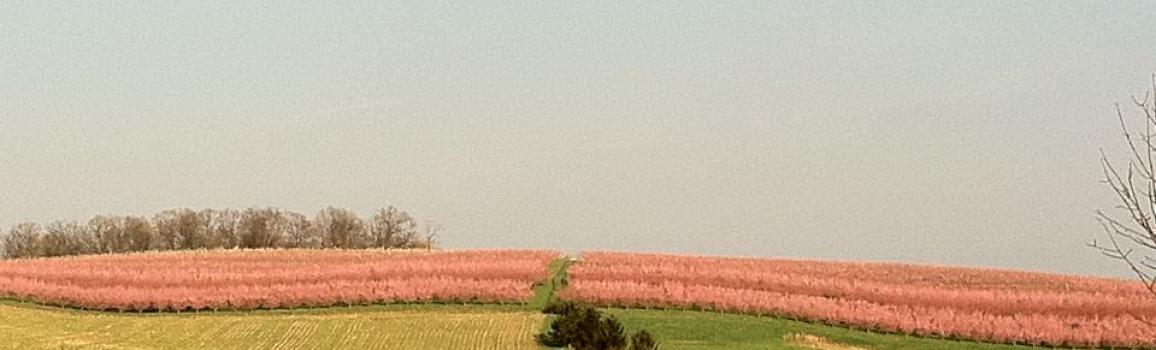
0,249,1148,349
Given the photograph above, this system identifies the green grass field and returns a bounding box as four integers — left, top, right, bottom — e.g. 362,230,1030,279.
0,302,543,350
606,308,1035,350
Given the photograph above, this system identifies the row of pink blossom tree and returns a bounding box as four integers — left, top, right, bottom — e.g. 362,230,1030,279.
561,252,1156,348
0,249,560,311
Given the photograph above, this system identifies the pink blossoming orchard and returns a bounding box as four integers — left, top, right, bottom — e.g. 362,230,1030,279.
0,249,559,311
561,252,1156,348
3,248,1155,348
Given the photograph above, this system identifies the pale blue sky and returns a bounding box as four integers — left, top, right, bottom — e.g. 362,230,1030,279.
2,1,1154,277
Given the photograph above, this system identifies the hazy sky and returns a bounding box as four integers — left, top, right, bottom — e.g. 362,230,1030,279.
2,2,1154,277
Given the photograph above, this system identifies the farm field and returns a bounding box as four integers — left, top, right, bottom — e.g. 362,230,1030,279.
607,308,1035,350
3,249,1153,349
0,301,544,350
0,300,1047,350
564,251,1156,348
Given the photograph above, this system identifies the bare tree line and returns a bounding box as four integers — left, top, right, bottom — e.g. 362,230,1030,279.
0,206,438,259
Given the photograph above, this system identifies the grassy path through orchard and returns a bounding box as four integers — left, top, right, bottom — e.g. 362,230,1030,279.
530,257,574,310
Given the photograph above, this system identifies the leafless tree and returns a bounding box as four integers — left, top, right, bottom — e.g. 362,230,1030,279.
3,223,44,258
152,210,181,251
316,207,365,248
239,208,286,249
175,209,205,250
43,220,91,257
283,211,319,248
122,216,153,252
89,215,123,254
368,206,417,249
420,222,441,250
153,209,205,250
201,209,240,249
1094,74,1156,296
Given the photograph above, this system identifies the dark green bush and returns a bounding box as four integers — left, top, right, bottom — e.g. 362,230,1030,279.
539,302,658,350
542,300,580,315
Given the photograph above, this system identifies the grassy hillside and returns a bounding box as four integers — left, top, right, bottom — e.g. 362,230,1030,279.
0,302,543,350
607,308,1036,350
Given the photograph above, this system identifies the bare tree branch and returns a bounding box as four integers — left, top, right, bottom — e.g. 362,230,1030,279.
1096,76,1156,298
